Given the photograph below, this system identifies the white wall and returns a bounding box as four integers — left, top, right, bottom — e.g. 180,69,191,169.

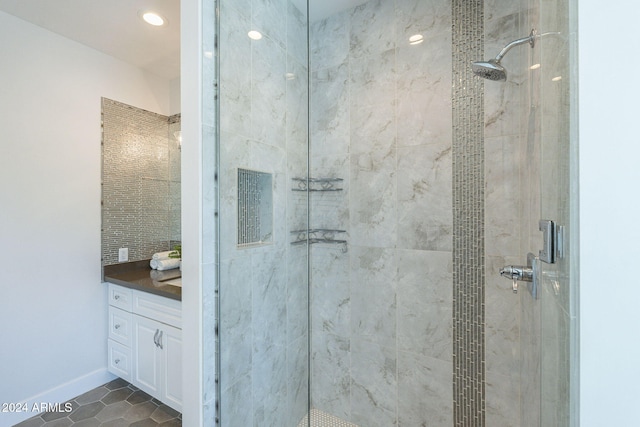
579,1,640,425
170,77,182,116
0,11,171,427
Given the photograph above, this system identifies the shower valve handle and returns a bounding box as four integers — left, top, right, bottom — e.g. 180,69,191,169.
499,265,534,282
499,253,540,298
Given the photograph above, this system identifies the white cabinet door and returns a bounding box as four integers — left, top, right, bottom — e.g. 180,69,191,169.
132,315,162,396
161,324,182,411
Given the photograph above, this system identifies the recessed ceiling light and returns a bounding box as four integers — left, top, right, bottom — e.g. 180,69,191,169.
552,76,563,82
530,63,541,70
248,30,263,40
140,11,167,27
409,34,424,45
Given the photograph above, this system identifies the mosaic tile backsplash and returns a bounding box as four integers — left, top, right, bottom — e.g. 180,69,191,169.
101,98,181,266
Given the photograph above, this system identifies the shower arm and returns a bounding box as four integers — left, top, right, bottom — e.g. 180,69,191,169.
494,29,536,62
493,29,561,62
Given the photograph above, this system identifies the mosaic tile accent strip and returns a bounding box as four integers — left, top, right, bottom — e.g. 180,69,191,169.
297,408,360,427
452,0,486,426
101,98,181,266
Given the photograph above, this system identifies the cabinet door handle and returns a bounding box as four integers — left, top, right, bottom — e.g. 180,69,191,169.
114,324,121,330
115,359,120,365
153,329,160,348
157,330,164,349
114,295,120,300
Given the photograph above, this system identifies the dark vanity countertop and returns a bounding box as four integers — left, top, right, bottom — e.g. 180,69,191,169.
103,260,182,301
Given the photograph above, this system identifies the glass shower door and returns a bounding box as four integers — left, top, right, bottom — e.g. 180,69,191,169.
520,0,577,425
217,0,310,425
536,0,577,423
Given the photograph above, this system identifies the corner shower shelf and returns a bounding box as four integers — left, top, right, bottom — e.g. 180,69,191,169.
290,229,347,250
292,177,343,192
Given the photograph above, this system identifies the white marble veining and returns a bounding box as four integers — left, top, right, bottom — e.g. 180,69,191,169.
212,0,571,424
218,1,310,426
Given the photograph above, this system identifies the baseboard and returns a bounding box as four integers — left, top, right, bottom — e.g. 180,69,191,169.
0,369,116,427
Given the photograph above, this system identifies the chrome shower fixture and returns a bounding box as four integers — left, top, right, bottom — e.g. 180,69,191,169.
472,29,537,81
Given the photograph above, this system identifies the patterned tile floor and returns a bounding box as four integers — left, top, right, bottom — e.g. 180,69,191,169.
14,378,181,427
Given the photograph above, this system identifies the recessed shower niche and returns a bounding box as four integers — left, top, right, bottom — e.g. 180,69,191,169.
237,168,273,247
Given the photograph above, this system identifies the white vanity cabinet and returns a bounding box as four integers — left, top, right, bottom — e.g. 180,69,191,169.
107,283,182,412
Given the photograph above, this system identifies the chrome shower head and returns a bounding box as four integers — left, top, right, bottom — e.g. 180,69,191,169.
472,29,537,82
471,59,507,81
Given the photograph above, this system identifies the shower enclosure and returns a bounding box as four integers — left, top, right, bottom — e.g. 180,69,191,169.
206,0,577,425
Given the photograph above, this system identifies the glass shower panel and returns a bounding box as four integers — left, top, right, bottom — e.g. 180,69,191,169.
217,0,310,425
536,0,576,424
517,0,576,425
309,0,454,425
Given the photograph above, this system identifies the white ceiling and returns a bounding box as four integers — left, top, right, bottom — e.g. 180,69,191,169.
0,0,368,80
0,0,181,80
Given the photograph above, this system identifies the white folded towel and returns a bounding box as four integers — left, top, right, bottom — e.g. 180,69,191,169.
152,251,174,260
151,258,181,271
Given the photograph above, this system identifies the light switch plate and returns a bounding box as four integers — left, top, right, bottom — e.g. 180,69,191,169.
118,248,129,262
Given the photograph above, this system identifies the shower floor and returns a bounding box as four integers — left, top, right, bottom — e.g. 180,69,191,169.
297,408,359,427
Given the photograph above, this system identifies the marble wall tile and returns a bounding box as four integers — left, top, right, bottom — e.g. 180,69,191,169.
287,1,308,66
310,63,350,156
349,246,396,347
485,255,521,379
396,33,452,148
486,0,526,21
349,0,396,59
349,150,397,248
540,287,571,426
252,346,288,426
220,373,253,427
520,285,541,427
220,256,253,390
349,49,396,156
395,0,451,42
286,57,309,176
252,36,287,147
310,154,350,233
485,372,521,427
287,244,309,342
287,335,310,425
397,144,452,251
220,6,252,138
287,186,309,237
311,10,350,71
311,333,351,420
350,338,397,426
252,0,288,49
311,251,350,337
224,0,250,19
251,249,288,356
485,135,522,257
397,351,453,426
397,249,452,360
484,10,530,141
